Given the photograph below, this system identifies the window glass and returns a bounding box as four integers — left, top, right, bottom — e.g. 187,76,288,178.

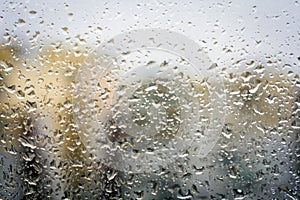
1,0,299,199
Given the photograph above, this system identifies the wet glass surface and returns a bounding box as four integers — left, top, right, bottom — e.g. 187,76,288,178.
0,0,299,199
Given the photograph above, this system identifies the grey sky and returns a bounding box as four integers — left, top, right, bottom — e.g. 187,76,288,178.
1,0,299,69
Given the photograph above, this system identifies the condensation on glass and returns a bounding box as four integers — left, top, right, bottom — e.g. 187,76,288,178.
0,0,299,199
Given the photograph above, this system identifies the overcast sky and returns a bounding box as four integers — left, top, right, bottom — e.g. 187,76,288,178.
1,0,299,70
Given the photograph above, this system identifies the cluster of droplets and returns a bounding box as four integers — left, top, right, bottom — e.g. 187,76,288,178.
1,41,299,200
1,0,300,198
